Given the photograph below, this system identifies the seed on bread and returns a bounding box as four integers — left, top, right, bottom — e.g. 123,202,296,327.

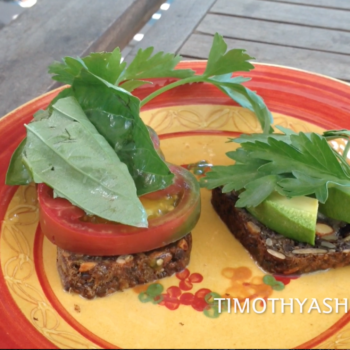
211,188,350,275
320,241,336,249
116,255,133,265
58,234,192,299
293,248,328,255
79,262,97,272
246,221,261,235
177,239,189,250
267,249,286,260
266,238,273,247
321,234,339,242
316,223,333,236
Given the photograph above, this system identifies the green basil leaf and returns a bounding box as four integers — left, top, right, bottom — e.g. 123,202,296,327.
72,70,174,196
25,96,147,227
5,138,33,185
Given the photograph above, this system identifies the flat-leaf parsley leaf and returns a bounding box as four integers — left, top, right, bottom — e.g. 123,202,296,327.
200,128,350,207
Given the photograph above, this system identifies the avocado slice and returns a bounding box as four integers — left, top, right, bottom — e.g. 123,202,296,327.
247,193,318,245
319,186,350,223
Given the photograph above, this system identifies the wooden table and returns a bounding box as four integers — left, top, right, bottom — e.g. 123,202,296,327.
2,0,349,119
0,0,165,118
124,0,350,83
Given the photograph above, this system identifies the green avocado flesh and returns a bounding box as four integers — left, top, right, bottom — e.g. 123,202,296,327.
247,193,319,245
319,186,350,223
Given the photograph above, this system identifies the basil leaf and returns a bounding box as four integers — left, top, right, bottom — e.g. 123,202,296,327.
71,69,174,196
5,138,33,185
25,96,147,227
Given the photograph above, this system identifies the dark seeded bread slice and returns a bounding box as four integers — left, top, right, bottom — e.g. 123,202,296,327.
57,234,192,299
212,188,350,275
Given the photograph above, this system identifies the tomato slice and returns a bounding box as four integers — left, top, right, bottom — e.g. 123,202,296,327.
38,164,200,256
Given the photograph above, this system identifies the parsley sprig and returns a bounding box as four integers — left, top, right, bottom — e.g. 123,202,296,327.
49,33,273,134
200,128,350,207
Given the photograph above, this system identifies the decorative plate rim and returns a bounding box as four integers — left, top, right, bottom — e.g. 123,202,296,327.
1,61,350,349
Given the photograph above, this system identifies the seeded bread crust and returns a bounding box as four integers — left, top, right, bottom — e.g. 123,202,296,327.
212,188,350,275
57,234,192,299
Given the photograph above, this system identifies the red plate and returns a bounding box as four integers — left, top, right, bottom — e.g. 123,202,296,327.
1,62,350,349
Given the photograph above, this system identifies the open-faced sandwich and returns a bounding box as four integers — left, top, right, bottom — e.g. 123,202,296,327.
201,127,350,275
5,33,274,298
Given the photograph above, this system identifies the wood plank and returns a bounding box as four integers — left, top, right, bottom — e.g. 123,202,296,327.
82,0,166,54
211,0,350,31
180,33,350,81
196,14,350,54
0,0,164,118
0,2,25,26
123,0,216,63
270,0,350,10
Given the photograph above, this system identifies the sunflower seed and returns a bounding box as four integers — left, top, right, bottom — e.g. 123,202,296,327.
267,249,286,260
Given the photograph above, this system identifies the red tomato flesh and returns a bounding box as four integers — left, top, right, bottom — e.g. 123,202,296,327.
38,164,200,256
